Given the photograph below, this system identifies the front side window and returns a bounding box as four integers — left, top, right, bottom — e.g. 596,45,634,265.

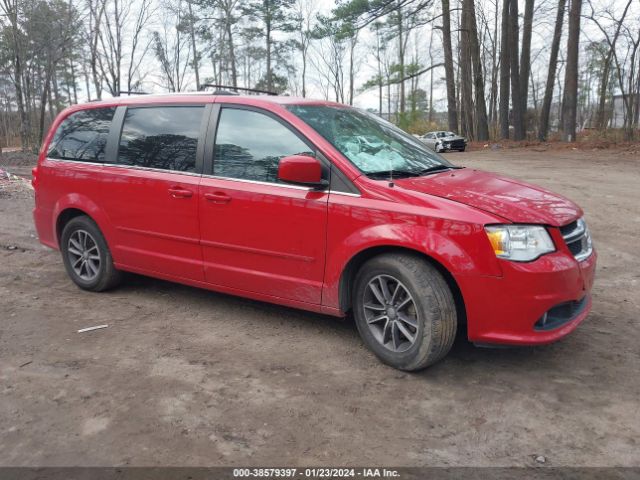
48,107,115,162
214,108,314,183
286,105,454,179
118,106,203,172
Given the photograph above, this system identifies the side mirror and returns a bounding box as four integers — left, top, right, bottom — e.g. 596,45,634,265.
278,155,328,189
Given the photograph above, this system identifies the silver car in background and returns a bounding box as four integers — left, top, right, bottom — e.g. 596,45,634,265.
420,131,467,153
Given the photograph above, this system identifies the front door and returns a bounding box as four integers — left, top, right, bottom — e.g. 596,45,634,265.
199,106,329,305
100,105,208,281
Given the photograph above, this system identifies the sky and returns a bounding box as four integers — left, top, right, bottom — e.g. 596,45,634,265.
94,0,637,110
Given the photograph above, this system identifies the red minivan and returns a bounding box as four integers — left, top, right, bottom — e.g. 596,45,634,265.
33,92,596,371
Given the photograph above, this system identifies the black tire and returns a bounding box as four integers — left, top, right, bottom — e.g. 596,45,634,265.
60,215,122,292
459,147,466,152
353,253,457,371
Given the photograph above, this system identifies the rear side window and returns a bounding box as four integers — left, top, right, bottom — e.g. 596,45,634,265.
214,108,313,183
48,107,115,162
117,106,204,172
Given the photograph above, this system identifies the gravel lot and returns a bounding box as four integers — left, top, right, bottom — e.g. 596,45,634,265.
0,148,638,467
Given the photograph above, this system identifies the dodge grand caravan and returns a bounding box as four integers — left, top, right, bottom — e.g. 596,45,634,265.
33,93,596,371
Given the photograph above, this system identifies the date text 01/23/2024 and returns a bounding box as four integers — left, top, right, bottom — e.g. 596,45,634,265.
232,468,400,478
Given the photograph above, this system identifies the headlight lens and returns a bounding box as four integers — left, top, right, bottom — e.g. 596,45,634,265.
485,225,555,261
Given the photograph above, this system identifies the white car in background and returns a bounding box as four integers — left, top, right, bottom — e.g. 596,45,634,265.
420,131,467,153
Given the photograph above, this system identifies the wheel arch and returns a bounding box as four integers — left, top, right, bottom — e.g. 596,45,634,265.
338,245,467,326
52,194,115,250
56,208,90,244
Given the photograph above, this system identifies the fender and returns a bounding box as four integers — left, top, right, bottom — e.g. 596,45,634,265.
322,220,504,311
52,193,117,254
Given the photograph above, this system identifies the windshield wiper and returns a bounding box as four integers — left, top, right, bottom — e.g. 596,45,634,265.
366,170,421,179
416,165,460,175
366,165,463,180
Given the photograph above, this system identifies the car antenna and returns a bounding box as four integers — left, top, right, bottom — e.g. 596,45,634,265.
389,165,394,188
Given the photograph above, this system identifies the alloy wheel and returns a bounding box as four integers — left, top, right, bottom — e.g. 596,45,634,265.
362,274,419,353
67,229,101,282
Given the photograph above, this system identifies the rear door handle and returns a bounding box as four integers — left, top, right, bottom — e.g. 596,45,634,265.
168,187,193,198
204,192,232,204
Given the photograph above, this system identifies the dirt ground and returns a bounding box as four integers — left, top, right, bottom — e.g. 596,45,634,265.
0,148,639,467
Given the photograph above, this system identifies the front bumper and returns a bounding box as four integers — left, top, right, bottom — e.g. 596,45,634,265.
458,249,597,345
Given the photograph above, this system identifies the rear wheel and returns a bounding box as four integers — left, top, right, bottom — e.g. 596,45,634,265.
353,253,457,371
60,216,122,292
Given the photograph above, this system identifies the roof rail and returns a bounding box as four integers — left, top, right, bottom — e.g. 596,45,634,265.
118,90,149,96
199,84,278,96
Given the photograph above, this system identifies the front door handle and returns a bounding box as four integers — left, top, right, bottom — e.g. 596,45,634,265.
204,192,232,204
168,187,193,198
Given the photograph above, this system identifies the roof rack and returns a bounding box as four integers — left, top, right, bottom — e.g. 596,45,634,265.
118,90,149,96
199,84,278,96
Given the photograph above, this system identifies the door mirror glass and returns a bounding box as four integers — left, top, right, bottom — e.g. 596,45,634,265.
278,155,327,189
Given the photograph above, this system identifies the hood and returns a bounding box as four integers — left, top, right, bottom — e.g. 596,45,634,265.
393,168,581,226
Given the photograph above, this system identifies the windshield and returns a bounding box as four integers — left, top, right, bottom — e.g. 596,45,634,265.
286,105,456,178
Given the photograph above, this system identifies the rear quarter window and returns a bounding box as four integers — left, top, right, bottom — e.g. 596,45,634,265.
47,107,116,162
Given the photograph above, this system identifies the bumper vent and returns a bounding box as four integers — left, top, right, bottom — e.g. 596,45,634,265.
534,296,589,331
560,218,593,262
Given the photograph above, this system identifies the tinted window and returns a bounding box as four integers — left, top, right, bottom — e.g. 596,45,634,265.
48,107,115,162
214,108,313,183
118,106,203,172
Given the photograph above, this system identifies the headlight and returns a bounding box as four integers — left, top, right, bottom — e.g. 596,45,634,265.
485,225,555,262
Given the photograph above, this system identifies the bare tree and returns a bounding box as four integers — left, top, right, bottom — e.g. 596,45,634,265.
519,0,534,130
538,0,565,141
508,0,524,140
441,0,458,132
468,0,489,140
153,0,193,92
498,0,509,138
0,0,28,148
561,0,582,141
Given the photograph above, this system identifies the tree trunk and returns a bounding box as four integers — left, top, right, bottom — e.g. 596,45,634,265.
429,27,434,123
489,0,499,128
459,0,474,139
594,0,632,129
441,0,458,132
187,0,200,90
226,18,238,87
397,2,405,115
561,0,582,142
538,0,565,141
349,36,356,105
301,38,307,98
468,0,489,140
509,0,525,140
39,63,52,143
265,5,272,92
519,0,535,131
498,0,510,138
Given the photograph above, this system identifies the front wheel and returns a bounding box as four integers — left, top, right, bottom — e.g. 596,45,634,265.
60,215,122,292
353,253,457,371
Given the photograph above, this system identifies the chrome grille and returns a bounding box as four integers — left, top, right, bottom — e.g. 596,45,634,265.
560,218,593,262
